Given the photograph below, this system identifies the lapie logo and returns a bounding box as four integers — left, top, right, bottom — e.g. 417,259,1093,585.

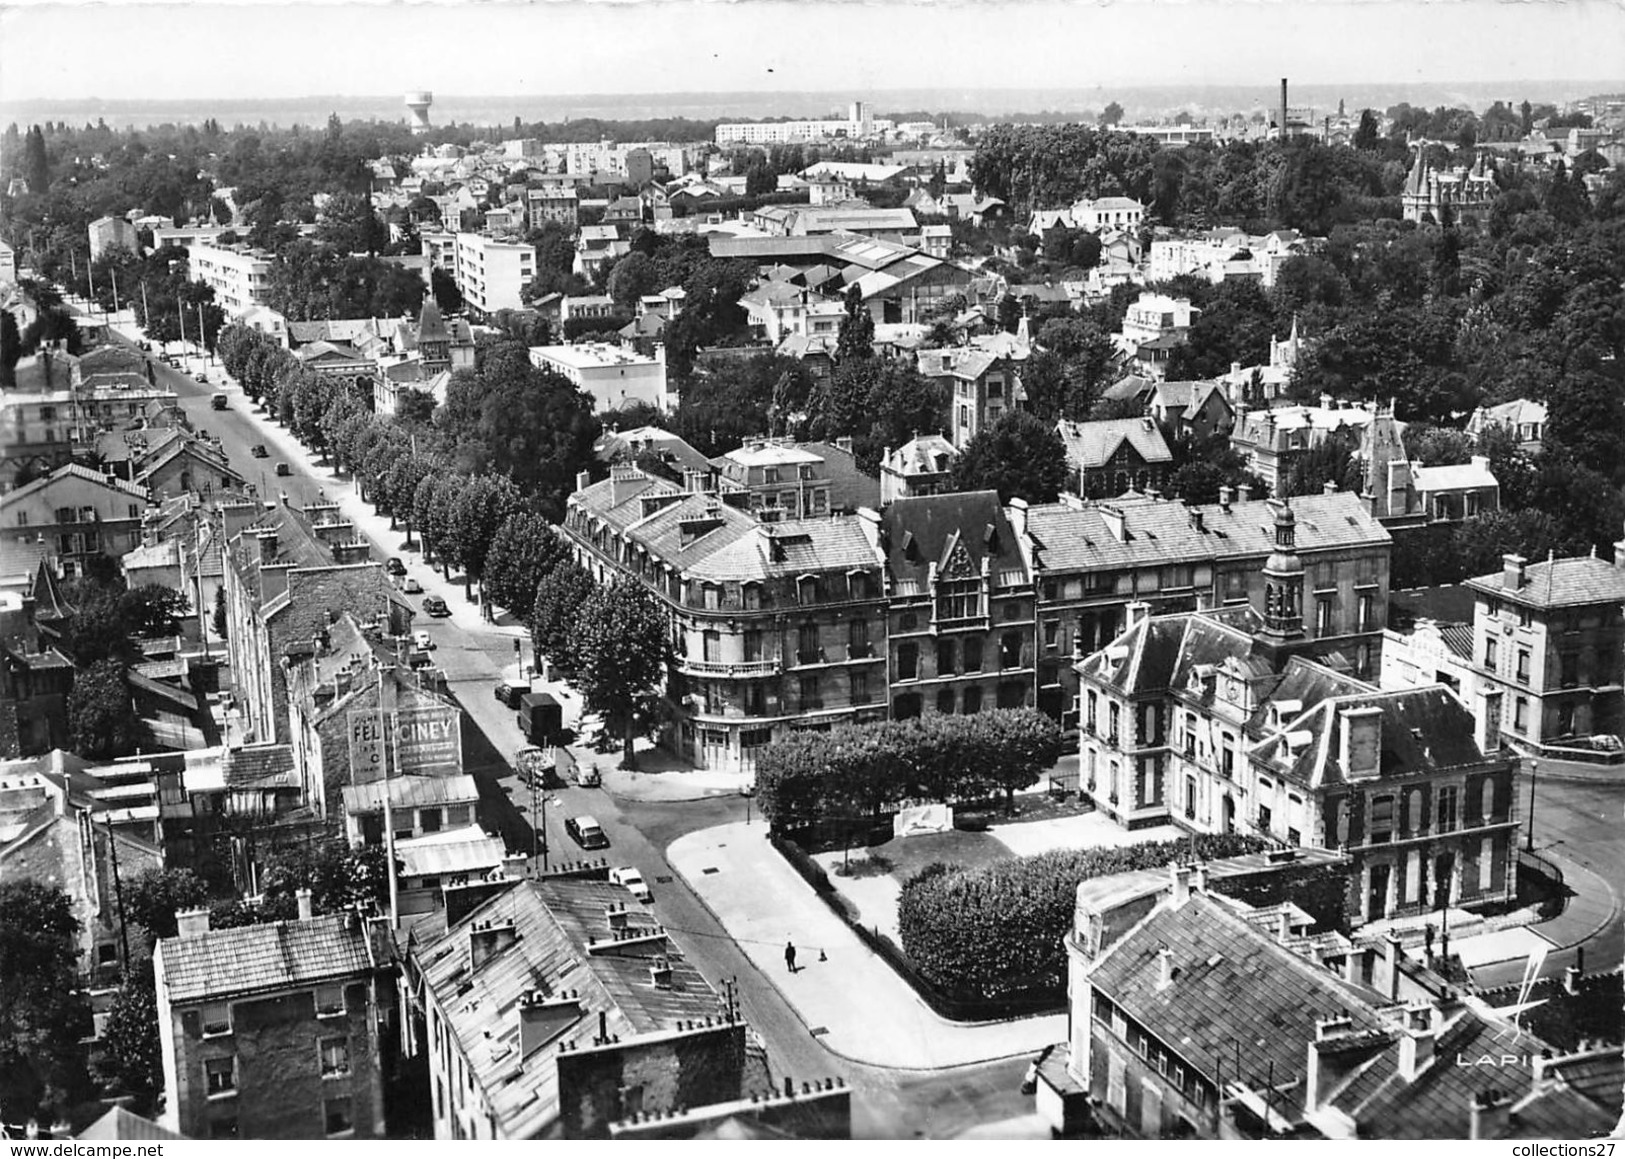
1456,1052,1539,1068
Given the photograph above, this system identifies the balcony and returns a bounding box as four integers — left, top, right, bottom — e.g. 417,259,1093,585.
676,657,781,678
794,648,828,668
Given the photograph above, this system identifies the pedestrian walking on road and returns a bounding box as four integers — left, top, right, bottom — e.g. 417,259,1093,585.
785,940,797,973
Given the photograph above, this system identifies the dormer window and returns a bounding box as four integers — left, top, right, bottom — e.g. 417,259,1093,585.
797,576,820,605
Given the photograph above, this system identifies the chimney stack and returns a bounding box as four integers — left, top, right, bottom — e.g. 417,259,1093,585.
1341,948,1364,985
1276,910,1291,944
1168,861,1192,906
1125,600,1151,632
1156,946,1175,989
176,907,211,938
258,529,279,563
1238,483,1253,503
1192,862,1209,894
1397,1002,1438,1080
1503,553,1527,591
1218,485,1233,509
296,888,313,922
1469,1089,1513,1139
575,469,591,494
1383,929,1403,1000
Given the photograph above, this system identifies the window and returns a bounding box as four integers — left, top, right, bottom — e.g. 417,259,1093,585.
321,1037,351,1077
962,685,982,714
1484,637,1498,672
315,985,345,1018
1287,827,1301,846
797,623,820,664
703,630,721,663
1108,703,1122,747
1257,804,1272,833
324,1098,354,1137
742,584,761,611
799,674,821,709
936,638,957,676
1560,651,1578,688
937,688,956,714
1086,691,1098,734
205,1056,235,1094
900,611,918,631
201,1001,232,1035
1516,649,1530,684
1043,620,1060,650
742,728,773,749
1357,594,1374,632
848,619,870,659
1316,598,1333,635
420,807,442,833
703,584,721,611
850,670,870,704
1369,795,1394,844
1000,631,1023,669
15,511,27,527
897,643,918,680
1517,607,1532,628
849,572,871,600
798,577,819,605
1437,786,1458,833
1513,697,1529,733
1480,778,1496,822
963,637,983,672
743,630,763,663
128,503,140,519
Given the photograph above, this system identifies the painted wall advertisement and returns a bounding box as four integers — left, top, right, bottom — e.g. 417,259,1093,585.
347,706,462,782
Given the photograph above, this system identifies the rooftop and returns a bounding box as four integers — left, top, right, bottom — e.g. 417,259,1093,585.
156,911,386,1004
1465,555,1625,610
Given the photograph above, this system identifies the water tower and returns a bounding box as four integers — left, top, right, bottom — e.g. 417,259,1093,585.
405,90,434,135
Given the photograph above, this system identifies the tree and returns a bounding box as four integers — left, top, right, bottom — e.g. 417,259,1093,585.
481,513,568,615
1283,430,1363,498
605,250,659,312
68,659,138,759
1100,102,1124,127
24,124,49,194
99,973,162,1114
1353,109,1380,151
447,474,524,604
0,309,21,388
1407,424,1474,467
949,411,1067,503
430,267,463,313
211,586,228,641
119,583,190,637
0,880,92,1126
124,867,210,945
529,560,595,674
413,471,453,568
834,284,875,364
571,580,671,767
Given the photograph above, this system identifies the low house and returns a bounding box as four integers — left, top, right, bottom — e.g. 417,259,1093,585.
1467,399,1546,454
1055,418,1175,498
1147,380,1234,444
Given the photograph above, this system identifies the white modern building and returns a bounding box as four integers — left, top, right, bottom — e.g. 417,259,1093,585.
189,241,274,317
528,343,670,413
715,101,895,145
453,232,536,318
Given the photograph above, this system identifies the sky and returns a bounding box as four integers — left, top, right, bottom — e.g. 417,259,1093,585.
1,0,1623,105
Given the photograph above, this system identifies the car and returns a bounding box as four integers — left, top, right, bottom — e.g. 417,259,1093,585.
211,394,228,410
386,557,406,576
198,373,210,384
422,595,451,617
576,763,601,788
275,462,292,477
413,630,434,651
402,577,422,594
609,867,652,903
250,444,268,458
565,815,609,850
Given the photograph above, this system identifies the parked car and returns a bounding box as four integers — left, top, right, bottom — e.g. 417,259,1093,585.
565,815,609,850
576,762,601,788
250,444,268,458
386,557,406,576
494,681,523,708
402,577,422,594
275,462,292,476
198,373,210,384
211,394,228,410
413,630,434,650
609,866,652,903
422,595,450,617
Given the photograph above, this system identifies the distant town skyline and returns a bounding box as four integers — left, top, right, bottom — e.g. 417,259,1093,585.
2,1,1623,109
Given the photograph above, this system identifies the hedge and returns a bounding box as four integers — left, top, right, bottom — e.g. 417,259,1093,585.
770,832,832,894
898,834,1270,1003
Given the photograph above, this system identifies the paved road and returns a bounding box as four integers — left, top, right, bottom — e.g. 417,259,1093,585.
77,304,1036,1137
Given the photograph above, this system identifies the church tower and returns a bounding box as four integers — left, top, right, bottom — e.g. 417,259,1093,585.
1260,500,1304,639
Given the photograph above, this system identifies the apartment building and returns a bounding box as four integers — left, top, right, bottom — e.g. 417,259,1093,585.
153,900,395,1139
189,240,274,317
528,343,670,413
415,877,757,1138
88,215,139,260
565,469,889,771
917,347,1018,449
712,438,879,520
880,490,1036,721
1054,418,1175,499
453,232,537,318
526,184,579,230
1464,548,1625,754
0,464,150,576
1020,490,1391,726
220,498,407,746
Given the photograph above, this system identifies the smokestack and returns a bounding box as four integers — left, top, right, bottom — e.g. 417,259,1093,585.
1281,78,1289,136
296,888,313,922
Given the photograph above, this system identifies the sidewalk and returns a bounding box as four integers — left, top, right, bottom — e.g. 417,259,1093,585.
667,822,1066,1070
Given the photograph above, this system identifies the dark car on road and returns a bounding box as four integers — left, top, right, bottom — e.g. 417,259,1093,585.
211,394,228,410
251,444,269,458
275,462,292,477
422,594,451,617
386,557,407,576
565,816,609,850
495,681,526,708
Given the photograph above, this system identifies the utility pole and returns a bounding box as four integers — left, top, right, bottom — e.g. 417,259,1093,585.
104,815,131,975
380,677,400,928
1525,758,1538,852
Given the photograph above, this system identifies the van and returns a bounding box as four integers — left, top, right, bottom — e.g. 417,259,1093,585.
517,692,562,745
211,394,228,410
565,815,609,849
